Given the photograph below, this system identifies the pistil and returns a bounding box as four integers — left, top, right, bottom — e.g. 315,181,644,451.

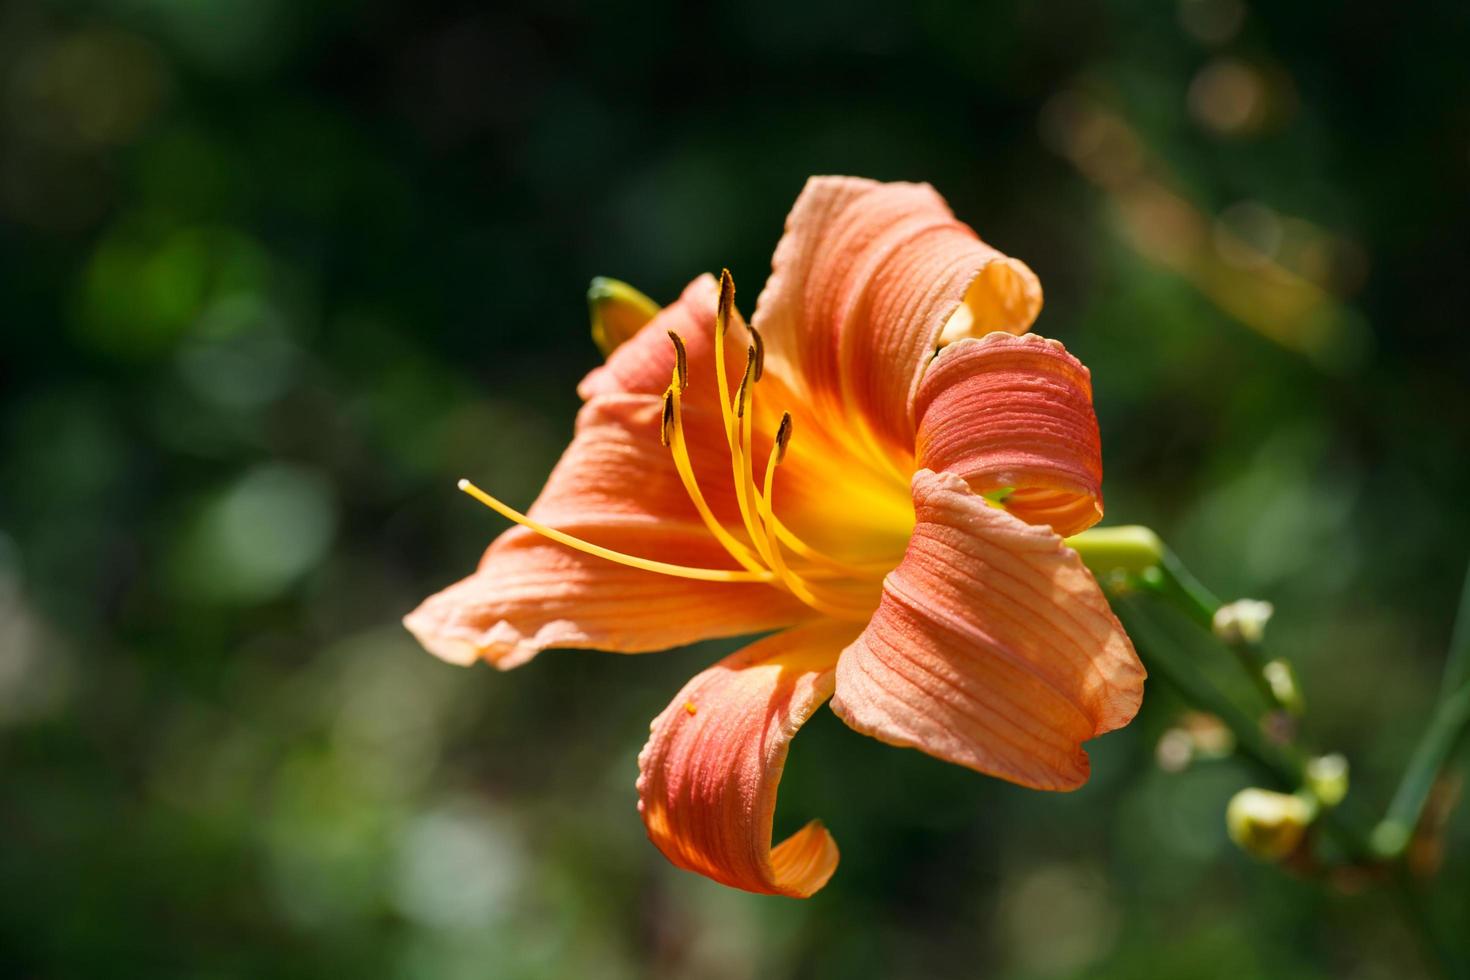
455,480,772,584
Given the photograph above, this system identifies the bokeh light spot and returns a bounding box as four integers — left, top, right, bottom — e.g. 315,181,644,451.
174,464,337,603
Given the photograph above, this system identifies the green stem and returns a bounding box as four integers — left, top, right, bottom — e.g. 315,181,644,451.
1153,547,1221,628
1147,550,1286,710
1372,560,1470,860
1438,560,1470,708
1372,685,1470,858
1069,527,1290,707
1115,602,1299,786
1118,600,1374,859
1395,870,1460,979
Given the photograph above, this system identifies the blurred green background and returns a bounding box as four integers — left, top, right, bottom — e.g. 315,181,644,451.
3,0,1469,976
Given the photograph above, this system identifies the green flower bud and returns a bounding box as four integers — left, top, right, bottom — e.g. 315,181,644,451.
588,277,660,356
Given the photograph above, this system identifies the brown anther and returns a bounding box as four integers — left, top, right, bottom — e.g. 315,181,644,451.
775,412,793,463
750,326,765,382
666,330,689,392
660,388,675,447
717,269,735,328
735,346,756,418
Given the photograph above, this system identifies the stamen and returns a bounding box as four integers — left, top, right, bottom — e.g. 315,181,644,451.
758,411,897,576
734,346,756,419
667,330,689,392
625,270,892,611
755,421,873,621
456,479,772,584
713,269,737,447
665,381,767,573
659,322,878,585
728,348,774,566
659,389,676,447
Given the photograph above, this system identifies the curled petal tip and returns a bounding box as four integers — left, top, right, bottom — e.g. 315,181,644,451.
637,622,853,897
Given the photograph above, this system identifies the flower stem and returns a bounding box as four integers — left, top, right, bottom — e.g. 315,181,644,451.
1079,531,1387,858
1440,558,1470,700
1151,548,1220,629
1371,561,1470,860
1069,527,1289,710
1114,599,1300,784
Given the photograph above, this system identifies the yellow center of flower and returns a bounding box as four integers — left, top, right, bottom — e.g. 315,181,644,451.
458,270,888,622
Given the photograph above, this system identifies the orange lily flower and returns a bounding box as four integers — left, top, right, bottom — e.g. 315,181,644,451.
405,176,1146,897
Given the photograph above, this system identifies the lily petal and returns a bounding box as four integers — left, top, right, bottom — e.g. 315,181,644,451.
404,278,812,669
831,469,1144,790
403,522,808,670
752,176,1042,455
916,333,1105,538
637,620,858,897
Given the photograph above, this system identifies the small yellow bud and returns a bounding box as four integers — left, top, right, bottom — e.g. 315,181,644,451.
1226,788,1316,861
1212,598,1274,646
1156,712,1236,772
1261,658,1305,714
1304,753,1349,808
588,277,660,356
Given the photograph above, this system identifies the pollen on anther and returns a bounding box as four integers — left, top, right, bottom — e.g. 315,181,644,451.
750,326,766,382
735,346,756,418
660,389,676,446
667,330,689,391
684,701,697,716
717,269,735,322
775,412,793,463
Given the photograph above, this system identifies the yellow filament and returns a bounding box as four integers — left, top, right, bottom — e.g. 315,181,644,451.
728,354,884,581
728,347,776,566
666,380,767,574
772,516,894,577
453,268,888,618
756,428,873,622
713,270,736,446
456,479,772,584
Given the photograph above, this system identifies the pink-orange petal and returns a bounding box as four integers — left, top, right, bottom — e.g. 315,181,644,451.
404,525,812,670
831,469,1144,790
636,620,860,897
751,176,1042,456
915,332,1105,538
403,276,817,669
